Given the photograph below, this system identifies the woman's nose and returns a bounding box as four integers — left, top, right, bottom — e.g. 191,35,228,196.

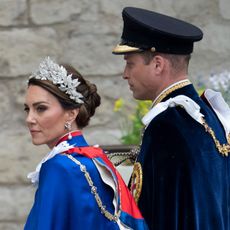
26,111,36,124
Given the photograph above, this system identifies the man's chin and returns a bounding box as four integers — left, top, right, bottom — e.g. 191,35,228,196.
132,92,142,100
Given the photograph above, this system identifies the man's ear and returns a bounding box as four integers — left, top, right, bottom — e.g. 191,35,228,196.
151,55,165,74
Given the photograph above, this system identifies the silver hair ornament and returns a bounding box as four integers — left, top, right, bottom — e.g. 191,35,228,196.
29,57,84,104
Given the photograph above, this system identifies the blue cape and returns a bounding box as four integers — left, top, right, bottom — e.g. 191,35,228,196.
25,132,148,230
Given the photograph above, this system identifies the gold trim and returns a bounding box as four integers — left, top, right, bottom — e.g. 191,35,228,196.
130,162,143,203
201,118,230,157
153,79,230,157
112,44,141,54
153,80,191,107
65,154,121,222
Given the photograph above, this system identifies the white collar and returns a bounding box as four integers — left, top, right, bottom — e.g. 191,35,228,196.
27,141,75,185
143,95,204,127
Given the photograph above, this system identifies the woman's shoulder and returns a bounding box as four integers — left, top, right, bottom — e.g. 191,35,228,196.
41,153,95,177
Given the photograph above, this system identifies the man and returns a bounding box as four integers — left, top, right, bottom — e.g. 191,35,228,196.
112,7,230,230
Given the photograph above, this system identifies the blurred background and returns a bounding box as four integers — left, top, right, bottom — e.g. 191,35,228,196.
0,0,230,229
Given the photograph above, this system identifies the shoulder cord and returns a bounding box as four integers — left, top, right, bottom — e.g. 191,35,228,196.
65,154,121,222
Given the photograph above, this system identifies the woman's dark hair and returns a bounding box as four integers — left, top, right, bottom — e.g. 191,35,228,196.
28,64,101,129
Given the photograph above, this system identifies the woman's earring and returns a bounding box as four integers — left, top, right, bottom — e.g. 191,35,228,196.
64,122,72,139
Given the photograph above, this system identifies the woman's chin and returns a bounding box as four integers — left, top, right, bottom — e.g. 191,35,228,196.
31,139,45,146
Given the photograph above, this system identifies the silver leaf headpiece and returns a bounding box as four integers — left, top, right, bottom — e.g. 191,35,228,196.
29,57,84,104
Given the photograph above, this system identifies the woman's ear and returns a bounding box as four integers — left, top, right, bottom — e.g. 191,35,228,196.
66,108,79,123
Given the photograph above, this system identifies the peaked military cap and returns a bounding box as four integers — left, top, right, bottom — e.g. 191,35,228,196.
113,7,203,55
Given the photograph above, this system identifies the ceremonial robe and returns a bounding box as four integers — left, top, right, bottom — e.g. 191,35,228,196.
135,84,230,230
24,131,148,230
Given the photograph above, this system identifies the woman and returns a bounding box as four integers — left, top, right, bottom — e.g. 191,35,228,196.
24,57,148,230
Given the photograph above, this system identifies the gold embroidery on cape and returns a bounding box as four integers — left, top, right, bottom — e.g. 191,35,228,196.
201,118,230,157
153,80,230,157
153,80,191,107
130,162,143,203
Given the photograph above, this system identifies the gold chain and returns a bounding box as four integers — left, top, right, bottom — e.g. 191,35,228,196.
152,80,230,156
108,146,140,166
201,118,230,157
65,154,121,222
153,80,191,106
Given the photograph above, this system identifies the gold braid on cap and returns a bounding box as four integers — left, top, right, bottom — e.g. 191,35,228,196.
29,57,84,104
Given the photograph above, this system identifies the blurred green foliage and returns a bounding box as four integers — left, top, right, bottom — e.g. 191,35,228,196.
114,98,152,145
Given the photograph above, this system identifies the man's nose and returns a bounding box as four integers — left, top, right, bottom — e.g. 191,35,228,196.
123,66,128,79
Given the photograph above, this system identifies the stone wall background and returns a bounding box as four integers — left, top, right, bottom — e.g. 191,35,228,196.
0,0,230,229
